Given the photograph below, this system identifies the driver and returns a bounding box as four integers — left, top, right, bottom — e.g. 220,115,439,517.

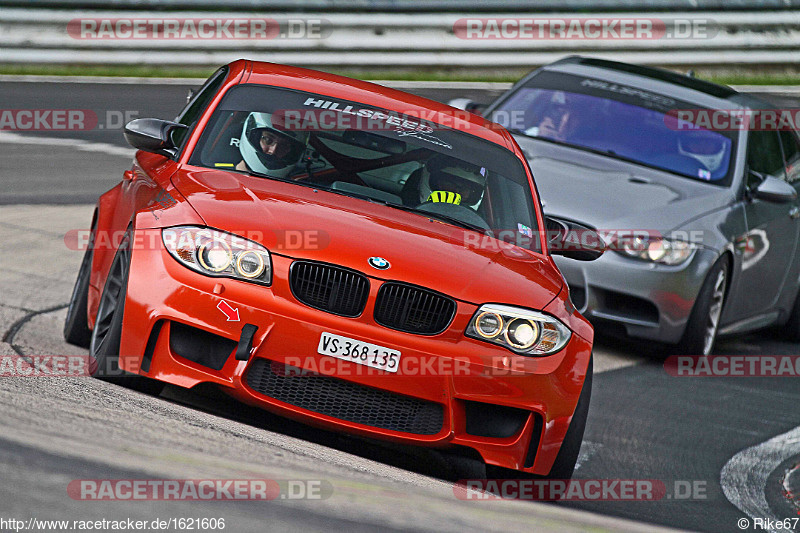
677,130,727,174
527,91,574,142
236,112,309,178
420,154,487,209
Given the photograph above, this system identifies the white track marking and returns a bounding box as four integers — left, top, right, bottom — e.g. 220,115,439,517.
574,441,604,472
0,130,134,158
721,425,800,533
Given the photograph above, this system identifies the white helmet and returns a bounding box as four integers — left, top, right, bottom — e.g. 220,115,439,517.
678,130,727,173
418,154,487,209
239,112,309,178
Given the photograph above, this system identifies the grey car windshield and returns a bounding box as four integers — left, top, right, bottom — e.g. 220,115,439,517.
189,84,541,251
489,72,737,185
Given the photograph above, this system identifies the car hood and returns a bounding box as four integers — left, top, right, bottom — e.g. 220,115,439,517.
515,136,735,233
171,168,563,308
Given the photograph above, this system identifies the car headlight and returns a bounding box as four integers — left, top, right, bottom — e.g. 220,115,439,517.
162,226,272,285
466,304,571,356
613,236,696,266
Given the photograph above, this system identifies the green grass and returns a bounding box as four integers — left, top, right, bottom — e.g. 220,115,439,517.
1,63,799,85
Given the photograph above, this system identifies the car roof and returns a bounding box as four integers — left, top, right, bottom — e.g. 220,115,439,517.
237,60,514,149
538,56,774,111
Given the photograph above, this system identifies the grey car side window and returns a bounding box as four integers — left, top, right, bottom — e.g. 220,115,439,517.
746,130,785,188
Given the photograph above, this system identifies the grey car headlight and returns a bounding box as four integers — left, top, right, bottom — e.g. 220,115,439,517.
162,226,272,285
614,236,696,266
466,304,571,356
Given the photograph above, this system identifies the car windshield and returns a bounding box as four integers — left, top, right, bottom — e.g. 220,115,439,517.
488,71,737,185
189,84,541,252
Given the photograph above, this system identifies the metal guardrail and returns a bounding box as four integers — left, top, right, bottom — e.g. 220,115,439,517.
1,8,799,69
6,0,800,11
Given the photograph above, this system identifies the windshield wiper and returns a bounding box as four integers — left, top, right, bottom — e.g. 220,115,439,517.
243,169,296,184
383,202,488,233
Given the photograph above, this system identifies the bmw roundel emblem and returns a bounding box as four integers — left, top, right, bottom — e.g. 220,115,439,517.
368,257,390,270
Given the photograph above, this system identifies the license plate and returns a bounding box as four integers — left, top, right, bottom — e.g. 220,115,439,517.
317,332,401,373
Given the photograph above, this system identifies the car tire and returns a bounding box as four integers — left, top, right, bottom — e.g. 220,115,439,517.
90,230,164,395
676,258,728,356
440,451,487,480
63,239,94,348
485,356,592,484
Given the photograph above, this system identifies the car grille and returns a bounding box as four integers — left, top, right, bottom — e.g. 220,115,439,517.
245,359,445,435
289,261,370,317
374,282,456,335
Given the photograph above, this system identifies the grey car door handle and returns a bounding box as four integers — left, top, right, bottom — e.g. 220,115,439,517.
791,206,800,220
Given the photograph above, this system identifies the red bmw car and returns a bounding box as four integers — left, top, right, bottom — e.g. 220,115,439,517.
63,60,602,479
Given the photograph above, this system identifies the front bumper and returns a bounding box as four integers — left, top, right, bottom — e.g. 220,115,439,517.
554,246,719,344
117,237,592,475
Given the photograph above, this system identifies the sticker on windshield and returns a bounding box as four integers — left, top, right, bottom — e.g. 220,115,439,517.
518,223,533,238
280,97,455,150
580,78,676,110
698,169,712,180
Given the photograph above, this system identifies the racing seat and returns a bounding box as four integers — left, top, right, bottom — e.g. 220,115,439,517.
199,111,247,168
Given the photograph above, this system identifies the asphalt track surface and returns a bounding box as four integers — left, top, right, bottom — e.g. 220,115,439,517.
1,79,799,533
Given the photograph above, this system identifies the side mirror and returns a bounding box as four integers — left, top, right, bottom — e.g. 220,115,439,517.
751,174,797,203
447,98,487,116
545,216,606,261
124,118,188,158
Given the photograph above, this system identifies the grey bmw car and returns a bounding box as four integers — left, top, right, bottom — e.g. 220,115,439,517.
475,57,800,355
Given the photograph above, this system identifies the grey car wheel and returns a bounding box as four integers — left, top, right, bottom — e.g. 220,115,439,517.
677,259,728,356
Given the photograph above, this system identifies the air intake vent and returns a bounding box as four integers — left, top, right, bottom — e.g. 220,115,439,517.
245,359,444,435
374,282,456,335
289,261,369,317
